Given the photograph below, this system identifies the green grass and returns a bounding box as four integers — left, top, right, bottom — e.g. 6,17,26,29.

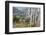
13,16,32,28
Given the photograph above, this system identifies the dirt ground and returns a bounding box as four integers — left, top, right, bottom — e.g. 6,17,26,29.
13,21,32,28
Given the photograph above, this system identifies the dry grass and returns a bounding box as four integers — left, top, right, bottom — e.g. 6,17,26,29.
15,21,31,28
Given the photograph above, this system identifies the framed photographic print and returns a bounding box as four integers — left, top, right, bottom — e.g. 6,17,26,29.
5,1,45,34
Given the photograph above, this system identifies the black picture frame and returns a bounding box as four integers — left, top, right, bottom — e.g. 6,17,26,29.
5,1,45,34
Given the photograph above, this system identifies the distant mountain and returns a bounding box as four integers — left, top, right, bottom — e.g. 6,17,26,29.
13,7,31,16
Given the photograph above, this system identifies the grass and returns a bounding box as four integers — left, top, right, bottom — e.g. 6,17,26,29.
13,16,32,28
